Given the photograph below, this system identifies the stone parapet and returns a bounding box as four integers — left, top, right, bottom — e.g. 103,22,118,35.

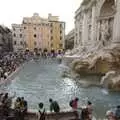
25,110,76,120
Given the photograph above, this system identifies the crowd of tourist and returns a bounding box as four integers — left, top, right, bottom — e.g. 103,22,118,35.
69,97,120,120
0,52,28,82
37,97,120,120
0,92,60,120
0,49,63,82
0,92,28,120
33,49,64,59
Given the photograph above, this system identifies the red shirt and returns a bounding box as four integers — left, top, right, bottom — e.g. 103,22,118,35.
72,99,78,109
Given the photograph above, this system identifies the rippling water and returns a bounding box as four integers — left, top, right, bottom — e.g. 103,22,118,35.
0,58,120,119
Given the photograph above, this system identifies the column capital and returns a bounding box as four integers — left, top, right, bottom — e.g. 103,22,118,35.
91,0,97,6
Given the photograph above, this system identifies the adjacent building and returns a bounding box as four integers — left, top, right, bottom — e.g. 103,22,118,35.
0,25,13,53
65,29,74,50
12,13,65,52
12,24,25,51
48,14,65,51
74,0,118,50
22,13,50,51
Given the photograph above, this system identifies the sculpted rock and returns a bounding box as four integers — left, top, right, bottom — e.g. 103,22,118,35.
100,71,116,86
71,45,120,75
101,71,120,91
66,44,120,90
108,75,120,91
72,60,89,74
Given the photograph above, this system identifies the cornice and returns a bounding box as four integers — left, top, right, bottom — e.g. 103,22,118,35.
75,0,97,18
81,0,90,5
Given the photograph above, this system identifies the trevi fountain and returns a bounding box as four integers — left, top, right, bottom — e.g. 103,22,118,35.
65,0,120,91
1,0,120,119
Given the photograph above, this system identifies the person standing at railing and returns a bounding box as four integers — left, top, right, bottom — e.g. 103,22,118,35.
115,105,120,119
86,101,93,120
37,102,46,120
69,97,79,119
49,98,60,113
20,97,28,120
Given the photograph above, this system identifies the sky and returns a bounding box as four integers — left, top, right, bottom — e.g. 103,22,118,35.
0,0,82,34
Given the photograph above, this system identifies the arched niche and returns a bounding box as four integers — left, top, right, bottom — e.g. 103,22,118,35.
97,0,116,46
100,0,115,18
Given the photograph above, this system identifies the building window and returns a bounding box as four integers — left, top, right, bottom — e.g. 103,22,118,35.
14,41,16,45
20,41,23,45
24,27,26,29
60,24,62,28
34,41,37,46
20,34,22,38
50,30,53,33
24,41,27,47
51,36,53,40
13,28,15,31
60,30,62,34
51,43,53,47
24,41,26,45
34,34,37,38
50,23,53,27
60,36,62,40
34,27,36,30
23,20,25,24
59,43,63,48
13,33,16,37
20,29,22,32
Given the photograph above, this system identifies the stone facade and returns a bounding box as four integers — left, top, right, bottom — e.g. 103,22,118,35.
0,26,13,53
12,24,25,52
65,29,74,50
74,0,117,51
12,13,65,52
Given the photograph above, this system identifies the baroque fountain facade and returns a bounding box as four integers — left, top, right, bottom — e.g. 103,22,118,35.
66,0,120,90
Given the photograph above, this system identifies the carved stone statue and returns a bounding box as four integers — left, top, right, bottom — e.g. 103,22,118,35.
99,19,111,46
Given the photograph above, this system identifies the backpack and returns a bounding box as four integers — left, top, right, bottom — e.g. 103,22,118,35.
116,108,120,119
69,100,73,107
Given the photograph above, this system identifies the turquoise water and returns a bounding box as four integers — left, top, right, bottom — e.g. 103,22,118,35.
0,58,120,119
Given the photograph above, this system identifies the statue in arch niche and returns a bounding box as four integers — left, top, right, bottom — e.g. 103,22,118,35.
100,19,111,46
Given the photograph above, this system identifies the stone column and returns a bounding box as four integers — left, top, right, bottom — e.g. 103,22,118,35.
82,10,88,46
74,20,79,48
77,20,80,46
91,4,96,45
113,0,120,43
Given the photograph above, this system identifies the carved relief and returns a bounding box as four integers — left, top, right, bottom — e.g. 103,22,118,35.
88,10,92,42
108,18,114,41
98,18,114,46
88,9,92,25
88,25,92,41
74,0,116,50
